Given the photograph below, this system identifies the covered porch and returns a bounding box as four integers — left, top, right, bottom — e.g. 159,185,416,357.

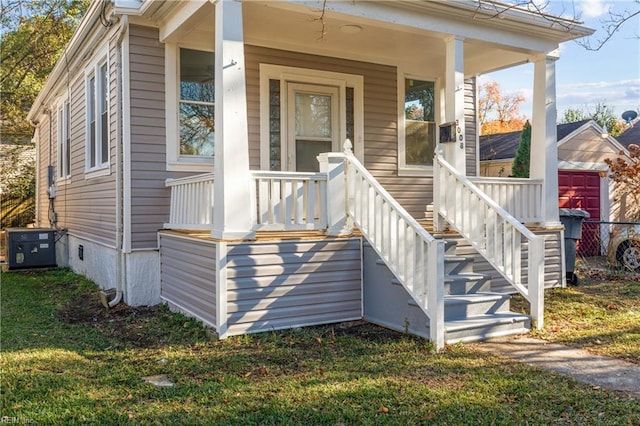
142,0,592,348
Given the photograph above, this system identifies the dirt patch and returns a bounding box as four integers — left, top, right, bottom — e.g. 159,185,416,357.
57,291,168,348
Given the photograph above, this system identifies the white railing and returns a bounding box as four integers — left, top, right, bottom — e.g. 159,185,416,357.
164,173,215,230
469,177,543,223
341,142,446,348
251,171,328,231
435,155,545,329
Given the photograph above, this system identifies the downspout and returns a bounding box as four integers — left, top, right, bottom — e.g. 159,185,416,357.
100,14,128,308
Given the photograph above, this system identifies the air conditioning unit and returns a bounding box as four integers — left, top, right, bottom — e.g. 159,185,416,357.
5,228,57,270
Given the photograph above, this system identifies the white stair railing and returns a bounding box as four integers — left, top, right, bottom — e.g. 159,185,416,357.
251,171,328,231
469,177,543,223
341,141,446,348
164,173,215,230
435,154,545,328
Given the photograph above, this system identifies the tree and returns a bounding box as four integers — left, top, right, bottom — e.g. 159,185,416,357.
476,1,640,51
511,121,531,178
0,0,89,143
605,144,640,221
478,80,526,135
559,102,624,136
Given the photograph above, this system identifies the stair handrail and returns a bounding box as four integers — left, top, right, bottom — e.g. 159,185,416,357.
340,140,446,348
434,154,545,329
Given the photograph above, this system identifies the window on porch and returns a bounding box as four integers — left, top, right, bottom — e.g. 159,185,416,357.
179,48,215,157
400,78,436,173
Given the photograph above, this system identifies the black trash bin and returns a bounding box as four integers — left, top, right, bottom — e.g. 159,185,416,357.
559,208,590,285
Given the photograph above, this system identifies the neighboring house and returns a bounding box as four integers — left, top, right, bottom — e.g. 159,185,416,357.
616,120,640,149
480,119,632,255
27,0,592,349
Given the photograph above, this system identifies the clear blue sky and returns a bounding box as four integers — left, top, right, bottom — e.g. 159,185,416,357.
483,0,640,121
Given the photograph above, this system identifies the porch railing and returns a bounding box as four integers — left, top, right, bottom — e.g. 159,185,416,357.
164,173,215,230
341,141,446,348
469,177,543,223
251,171,327,231
164,171,328,231
435,154,545,329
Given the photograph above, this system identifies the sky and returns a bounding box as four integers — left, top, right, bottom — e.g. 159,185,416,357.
482,0,640,122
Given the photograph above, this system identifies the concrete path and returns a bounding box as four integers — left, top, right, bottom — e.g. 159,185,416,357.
475,335,640,397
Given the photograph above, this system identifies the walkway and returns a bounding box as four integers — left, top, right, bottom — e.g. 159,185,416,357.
475,335,640,397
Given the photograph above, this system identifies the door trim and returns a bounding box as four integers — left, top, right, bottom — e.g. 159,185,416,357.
259,64,364,170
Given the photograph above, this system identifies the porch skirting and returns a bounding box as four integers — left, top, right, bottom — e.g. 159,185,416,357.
159,231,362,337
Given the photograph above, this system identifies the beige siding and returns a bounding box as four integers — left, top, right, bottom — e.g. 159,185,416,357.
225,238,362,336
160,233,217,327
35,33,117,246
244,45,431,219
35,116,51,227
464,78,478,177
128,25,171,249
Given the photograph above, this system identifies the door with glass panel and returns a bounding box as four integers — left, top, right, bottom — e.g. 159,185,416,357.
287,84,339,172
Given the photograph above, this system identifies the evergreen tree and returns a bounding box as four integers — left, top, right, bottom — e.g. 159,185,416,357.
511,121,531,178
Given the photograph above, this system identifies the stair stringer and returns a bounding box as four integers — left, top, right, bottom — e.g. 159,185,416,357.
362,243,432,339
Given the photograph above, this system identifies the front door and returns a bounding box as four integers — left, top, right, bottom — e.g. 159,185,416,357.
287,83,339,172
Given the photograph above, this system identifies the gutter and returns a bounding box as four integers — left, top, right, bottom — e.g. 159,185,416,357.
27,0,145,123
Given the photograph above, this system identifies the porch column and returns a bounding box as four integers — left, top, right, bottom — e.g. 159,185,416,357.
212,0,255,240
443,36,466,173
530,51,561,226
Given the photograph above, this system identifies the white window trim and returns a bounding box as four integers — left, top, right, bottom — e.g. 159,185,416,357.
84,46,111,179
165,43,215,173
56,95,71,184
398,72,440,177
259,64,364,171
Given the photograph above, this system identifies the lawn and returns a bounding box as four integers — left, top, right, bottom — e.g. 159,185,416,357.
1,269,638,425
525,271,640,365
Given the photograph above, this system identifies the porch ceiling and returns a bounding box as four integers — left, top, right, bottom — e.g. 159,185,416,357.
155,1,545,77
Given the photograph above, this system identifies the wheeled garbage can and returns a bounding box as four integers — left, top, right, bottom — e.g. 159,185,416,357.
559,208,590,285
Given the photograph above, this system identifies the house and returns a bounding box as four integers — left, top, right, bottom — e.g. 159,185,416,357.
480,119,632,255
27,0,593,349
616,120,640,150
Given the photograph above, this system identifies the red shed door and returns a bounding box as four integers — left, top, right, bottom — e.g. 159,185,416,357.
558,171,601,256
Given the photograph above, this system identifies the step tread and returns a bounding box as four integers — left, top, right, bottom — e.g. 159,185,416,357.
444,312,530,332
444,292,508,304
445,273,489,282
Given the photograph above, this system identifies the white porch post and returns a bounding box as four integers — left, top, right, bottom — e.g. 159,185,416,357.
318,152,352,236
443,36,466,173
530,51,561,226
212,0,255,240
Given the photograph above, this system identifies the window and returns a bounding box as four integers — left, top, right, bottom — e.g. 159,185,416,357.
179,48,215,157
57,99,71,179
401,78,436,171
86,56,109,173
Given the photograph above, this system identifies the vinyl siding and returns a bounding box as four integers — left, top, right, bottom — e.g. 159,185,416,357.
35,31,118,246
244,45,431,219
160,233,217,327
224,238,362,336
465,78,478,177
128,25,172,250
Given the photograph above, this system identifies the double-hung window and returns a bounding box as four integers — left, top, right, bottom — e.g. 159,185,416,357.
57,99,71,179
86,56,109,174
166,46,215,171
400,77,436,173
179,48,215,157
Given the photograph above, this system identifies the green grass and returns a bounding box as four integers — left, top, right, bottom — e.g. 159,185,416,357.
1,269,639,425
521,274,640,364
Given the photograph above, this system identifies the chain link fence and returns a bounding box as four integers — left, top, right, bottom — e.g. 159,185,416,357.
575,221,640,276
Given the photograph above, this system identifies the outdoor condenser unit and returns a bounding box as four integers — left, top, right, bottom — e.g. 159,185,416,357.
5,228,57,270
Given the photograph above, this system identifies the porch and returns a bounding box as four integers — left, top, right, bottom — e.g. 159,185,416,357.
160,144,555,349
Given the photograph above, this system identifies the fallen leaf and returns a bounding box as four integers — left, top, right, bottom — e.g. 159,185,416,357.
378,406,389,413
